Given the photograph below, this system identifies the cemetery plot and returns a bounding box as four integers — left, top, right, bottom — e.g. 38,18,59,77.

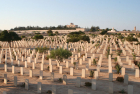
0,35,140,94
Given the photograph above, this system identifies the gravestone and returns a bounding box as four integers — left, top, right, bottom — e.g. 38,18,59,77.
14,76,17,86
63,75,67,85
128,85,133,94
109,73,113,82
37,82,42,93
82,69,86,78
124,74,128,84
68,89,73,94
52,85,56,94
109,82,113,94
70,67,73,76
51,72,54,81
25,79,29,90
4,74,7,84
75,77,81,87
92,79,96,90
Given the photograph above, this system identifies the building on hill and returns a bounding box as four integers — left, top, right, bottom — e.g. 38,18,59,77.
66,23,78,28
134,26,136,31
108,27,117,33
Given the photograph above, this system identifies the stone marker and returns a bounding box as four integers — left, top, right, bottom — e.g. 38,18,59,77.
68,89,73,94
109,82,113,94
66,61,69,68
135,69,139,77
20,67,23,75
63,75,67,85
59,66,62,74
94,71,98,79
12,66,15,74
34,58,37,64
88,59,91,66
40,71,43,80
4,64,7,72
79,58,82,65
82,69,86,78
109,73,113,82
29,69,33,77
97,65,100,72
4,74,7,84
52,85,56,94
124,74,128,84
121,67,125,75
32,62,35,69
70,67,73,76
25,79,29,90
3,91,7,94
75,77,81,87
51,72,54,81
37,82,42,93
92,79,96,90
41,63,44,71
50,65,53,72
25,61,27,68
71,58,73,64
18,60,20,67
14,76,17,86
128,85,133,94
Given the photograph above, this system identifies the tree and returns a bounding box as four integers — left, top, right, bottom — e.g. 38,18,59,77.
47,29,54,36
49,48,72,63
33,34,43,40
100,29,107,35
21,35,25,39
0,30,21,47
55,31,59,35
90,26,100,32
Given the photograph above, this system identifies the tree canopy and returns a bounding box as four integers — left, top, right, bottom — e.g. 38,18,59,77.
100,29,108,35
47,29,54,36
90,26,100,32
67,31,90,43
0,30,21,42
33,34,43,40
49,48,72,63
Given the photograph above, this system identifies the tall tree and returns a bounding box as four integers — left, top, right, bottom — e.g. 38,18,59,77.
0,30,21,47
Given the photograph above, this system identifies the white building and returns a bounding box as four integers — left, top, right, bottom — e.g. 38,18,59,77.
66,23,78,28
108,27,117,33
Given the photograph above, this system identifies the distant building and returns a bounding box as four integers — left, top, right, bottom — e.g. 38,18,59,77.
66,23,78,28
134,26,136,31
108,27,117,33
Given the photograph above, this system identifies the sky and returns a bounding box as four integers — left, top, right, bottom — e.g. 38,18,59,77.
0,0,140,31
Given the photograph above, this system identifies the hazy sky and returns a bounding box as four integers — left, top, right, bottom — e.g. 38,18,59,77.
0,0,140,31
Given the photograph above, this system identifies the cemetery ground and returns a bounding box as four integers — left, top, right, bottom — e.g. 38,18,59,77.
0,35,140,94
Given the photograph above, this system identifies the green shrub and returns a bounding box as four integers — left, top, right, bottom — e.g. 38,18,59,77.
125,36,138,42
35,47,48,53
116,77,124,82
89,70,94,77
73,62,76,68
46,90,52,93
45,55,49,60
115,63,122,74
47,66,49,70
93,59,96,65
33,34,43,40
137,62,140,69
114,57,117,63
116,49,122,56
58,78,62,82
119,89,126,93
85,82,92,86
